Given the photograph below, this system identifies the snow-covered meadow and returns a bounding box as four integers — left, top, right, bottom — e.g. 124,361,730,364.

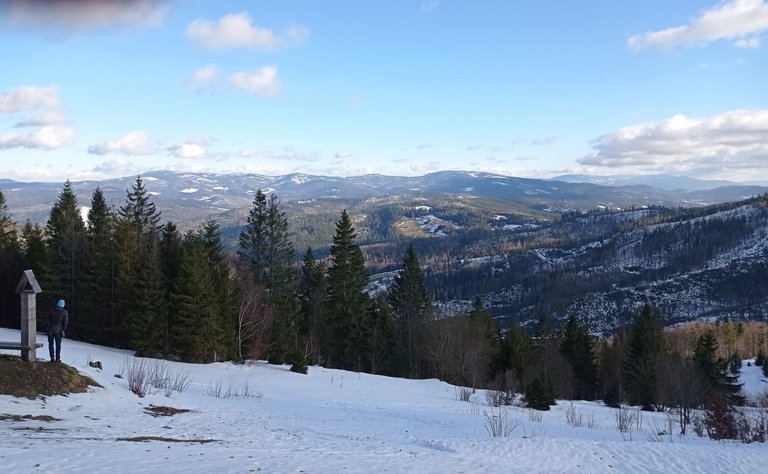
1,327,767,473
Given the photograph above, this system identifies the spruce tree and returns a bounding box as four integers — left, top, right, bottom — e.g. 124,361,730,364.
114,176,163,348
45,180,86,328
693,330,745,406
560,316,600,400
172,235,223,362
118,175,161,237
159,223,183,352
388,243,432,378
126,230,167,356
0,190,17,251
624,304,669,409
238,191,299,365
325,210,370,371
0,190,22,328
298,247,326,365
79,187,117,344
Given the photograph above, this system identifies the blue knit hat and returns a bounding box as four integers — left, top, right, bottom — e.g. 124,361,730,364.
57,299,65,308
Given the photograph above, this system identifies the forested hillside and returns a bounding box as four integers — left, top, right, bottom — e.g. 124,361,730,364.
3,178,768,434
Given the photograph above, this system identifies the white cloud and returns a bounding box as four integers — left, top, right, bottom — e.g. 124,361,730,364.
186,13,309,50
735,36,762,47
88,131,155,155
185,65,218,89
628,0,768,51
579,110,768,179
0,85,73,150
230,67,282,97
0,125,75,150
169,142,206,159
4,0,169,30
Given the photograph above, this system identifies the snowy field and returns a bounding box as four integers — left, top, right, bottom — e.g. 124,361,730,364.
1,327,767,474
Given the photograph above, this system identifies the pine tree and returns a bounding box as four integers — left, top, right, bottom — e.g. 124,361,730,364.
560,316,600,400
171,235,226,362
624,304,669,409
388,243,432,378
325,210,370,371
693,330,745,406
118,175,161,237
0,190,22,328
113,177,163,348
159,222,183,351
238,191,299,365
367,295,398,375
79,187,117,344
298,247,326,365
45,180,86,328
20,221,49,279
0,190,17,251
126,230,167,356
113,218,140,347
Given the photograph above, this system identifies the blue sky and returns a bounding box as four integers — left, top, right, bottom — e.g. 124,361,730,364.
0,0,766,182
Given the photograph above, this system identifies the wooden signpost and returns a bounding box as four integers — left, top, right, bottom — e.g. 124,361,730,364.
0,270,44,361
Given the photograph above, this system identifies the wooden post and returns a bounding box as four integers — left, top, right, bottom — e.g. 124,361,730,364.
20,291,36,362
15,270,43,362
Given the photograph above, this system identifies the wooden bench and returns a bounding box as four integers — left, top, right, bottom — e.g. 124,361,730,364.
0,342,44,351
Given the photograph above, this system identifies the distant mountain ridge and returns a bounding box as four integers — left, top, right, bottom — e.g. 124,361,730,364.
3,170,767,228
2,170,767,332
549,173,764,191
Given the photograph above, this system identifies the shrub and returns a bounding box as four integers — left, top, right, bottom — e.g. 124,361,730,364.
524,377,556,411
483,407,520,437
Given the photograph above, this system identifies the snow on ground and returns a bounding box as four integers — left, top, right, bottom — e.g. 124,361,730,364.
1,327,766,473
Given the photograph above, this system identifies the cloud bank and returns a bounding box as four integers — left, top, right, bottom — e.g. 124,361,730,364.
579,110,768,179
0,85,74,150
629,0,768,51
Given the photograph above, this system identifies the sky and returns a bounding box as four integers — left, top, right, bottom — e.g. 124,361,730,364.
2,326,767,472
0,0,766,183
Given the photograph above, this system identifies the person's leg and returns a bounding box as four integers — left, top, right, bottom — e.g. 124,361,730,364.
54,333,62,361
48,333,55,361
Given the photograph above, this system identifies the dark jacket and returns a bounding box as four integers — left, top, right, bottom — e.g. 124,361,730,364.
47,307,69,336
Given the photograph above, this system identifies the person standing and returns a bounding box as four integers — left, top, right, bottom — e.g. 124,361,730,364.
47,299,69,362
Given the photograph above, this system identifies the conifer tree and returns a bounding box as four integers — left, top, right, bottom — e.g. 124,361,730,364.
238,191,299,365
160,222,183,351
113,218,140,347
114,176,163,348
367,295,398,375
171,235,225,362
0,190,17,251
693,330,745,406
560,316,600,400
20,221,49,279
79,187,117,343
624,304,669,409
197,220,234,359
45,180,86,325
126,230,167,356
118,175,161,237
325,210,370,370
388,243,432,378
0,190,22,328
298,247,326,365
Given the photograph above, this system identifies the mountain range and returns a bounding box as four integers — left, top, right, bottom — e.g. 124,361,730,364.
3,170,767,228
2,170,767,332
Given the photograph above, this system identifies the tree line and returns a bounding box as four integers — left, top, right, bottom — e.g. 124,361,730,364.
0,180,764,422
